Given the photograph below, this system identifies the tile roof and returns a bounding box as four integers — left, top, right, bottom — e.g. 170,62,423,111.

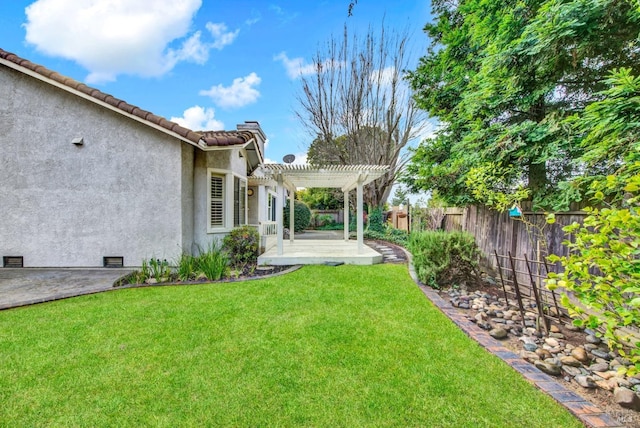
200,130,255,147
0,48,256,149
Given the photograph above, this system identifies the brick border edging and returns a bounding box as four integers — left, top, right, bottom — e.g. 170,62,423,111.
405,257,624,428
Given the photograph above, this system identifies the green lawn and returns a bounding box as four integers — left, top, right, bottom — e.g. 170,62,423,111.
0,264,580,427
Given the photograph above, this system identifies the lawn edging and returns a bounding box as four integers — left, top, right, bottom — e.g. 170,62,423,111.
405,251,625,428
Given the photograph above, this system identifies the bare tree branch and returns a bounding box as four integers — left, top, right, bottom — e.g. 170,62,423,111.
296,24,426,208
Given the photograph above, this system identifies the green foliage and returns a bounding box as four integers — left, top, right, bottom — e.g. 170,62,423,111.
297,188,344,210
148,258,171,281
364,227,409,247
547,175,640,374
284,200,312,232
176,253,197,282
367,207,386,234
316,222,345,231
391,187,409,207
196,241,229,281
408,231,481,289
222,226,260,269
405,0,640,209
312,213,335,229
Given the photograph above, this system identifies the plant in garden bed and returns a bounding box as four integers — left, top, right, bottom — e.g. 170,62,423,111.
408,231,481,289
194,241,229,281
363,227,409,246
222,226,259,271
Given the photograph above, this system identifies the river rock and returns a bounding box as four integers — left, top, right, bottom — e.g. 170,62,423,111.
571,347,590,363
614,387,640,411
589,362,610,373
596,378,620,391
548,332,565,340
585,334,601,344
562,365,582,377
536,348,552,360
560,356,582,367
489,327,508,340
545,337,560,347
524,343,538,352
594,370,616,380
575,375,597,388
591,349,612,360
535,360,562,376
520,350,540,363
549,324,560,333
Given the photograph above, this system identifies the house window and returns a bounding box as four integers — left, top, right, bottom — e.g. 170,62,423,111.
209,173,224,228
234,176,247,226
268,193,277,221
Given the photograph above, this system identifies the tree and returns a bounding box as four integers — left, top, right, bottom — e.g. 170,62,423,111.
391,186,408,207
297,25,426,208
405,0,640,210
297,187,344,210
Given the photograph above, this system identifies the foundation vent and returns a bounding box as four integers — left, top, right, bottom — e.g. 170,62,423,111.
3,256,24,268
103,256,124,268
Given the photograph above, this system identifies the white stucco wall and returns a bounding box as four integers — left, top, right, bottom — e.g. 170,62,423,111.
0,67,189,267
192,149,248,253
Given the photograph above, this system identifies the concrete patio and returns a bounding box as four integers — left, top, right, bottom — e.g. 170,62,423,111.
258,239,383,265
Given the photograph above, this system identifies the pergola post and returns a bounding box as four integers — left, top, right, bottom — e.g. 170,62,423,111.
276,174,284,256
289,187,295,243
356,175,364,254
343,190,349,241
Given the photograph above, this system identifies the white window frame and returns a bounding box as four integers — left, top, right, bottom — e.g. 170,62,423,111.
267,190,277,222
207,168,248,233
207,169,226,232
233,174,248,227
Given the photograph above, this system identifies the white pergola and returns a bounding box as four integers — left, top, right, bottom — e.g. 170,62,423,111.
252,164,389,256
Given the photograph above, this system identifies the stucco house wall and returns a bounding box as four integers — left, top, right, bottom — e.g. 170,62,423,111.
0,65,188,267
192,148,248,252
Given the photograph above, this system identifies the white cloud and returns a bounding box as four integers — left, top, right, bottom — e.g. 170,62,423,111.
205,22,239,50
292,152,308,165
370,67,396,87
170,106,224,131
199,73,261,109
23,0,218,83
273,52,316,79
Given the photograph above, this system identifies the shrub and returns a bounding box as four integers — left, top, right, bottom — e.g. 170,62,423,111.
284,200,312,232
547,171,640,374
364,227,409,246
367,207,386,233
223,225,260,268
196,241,228,281
408,231,481,289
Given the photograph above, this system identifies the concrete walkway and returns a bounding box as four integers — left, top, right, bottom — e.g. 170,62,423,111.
0,268,132,310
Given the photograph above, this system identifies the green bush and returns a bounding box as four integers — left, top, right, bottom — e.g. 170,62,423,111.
222,226,260,268
367,207,386,233
408,231,481,289
364,228,409,246
547,171,640,374
284,200,312,232
317,222,345,231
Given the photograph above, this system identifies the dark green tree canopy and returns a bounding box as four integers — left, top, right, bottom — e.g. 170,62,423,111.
405,0,640,209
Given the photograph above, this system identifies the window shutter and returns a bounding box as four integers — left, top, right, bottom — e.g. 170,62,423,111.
210,174,224,228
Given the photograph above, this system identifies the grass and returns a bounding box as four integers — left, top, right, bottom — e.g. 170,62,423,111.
0,264,581,427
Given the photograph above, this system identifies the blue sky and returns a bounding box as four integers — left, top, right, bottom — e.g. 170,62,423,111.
0,0,432,165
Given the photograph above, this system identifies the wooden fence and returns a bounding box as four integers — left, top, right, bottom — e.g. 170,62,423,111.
440,204,587,277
